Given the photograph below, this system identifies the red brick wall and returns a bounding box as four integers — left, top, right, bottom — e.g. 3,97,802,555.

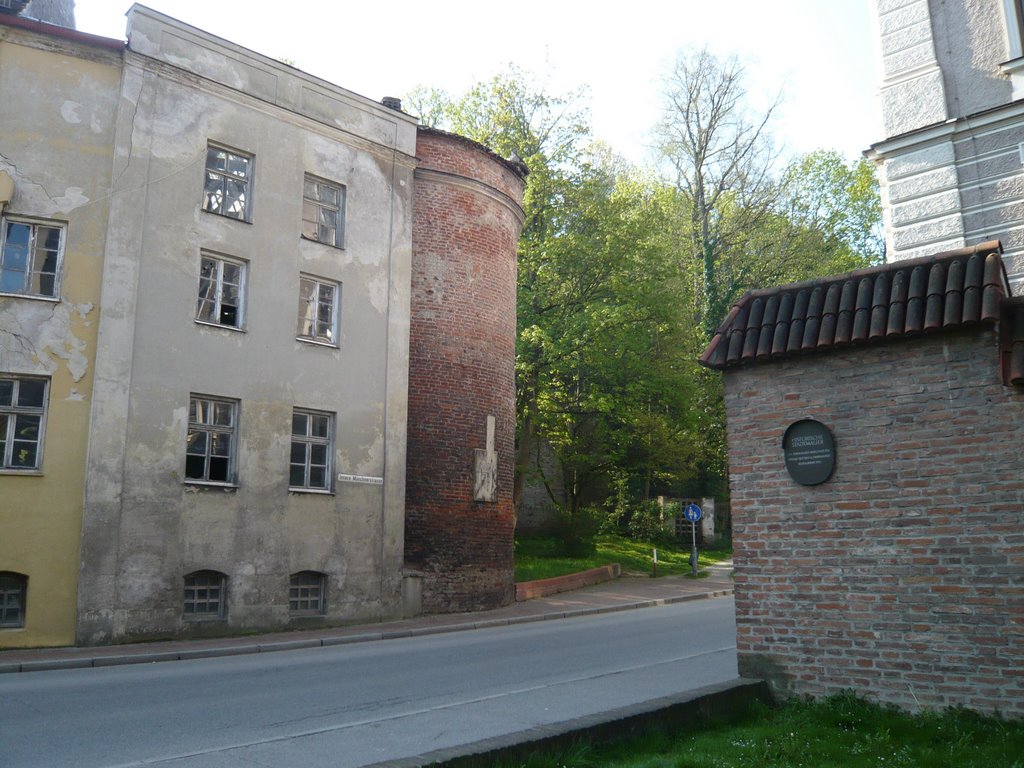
406,129,524,612
724,327,1024,715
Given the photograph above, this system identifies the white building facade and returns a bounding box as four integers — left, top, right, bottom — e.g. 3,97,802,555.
868,0,1024,286
75,6,417,643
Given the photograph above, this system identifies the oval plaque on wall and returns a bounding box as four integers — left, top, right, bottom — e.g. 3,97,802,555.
782,419,836,486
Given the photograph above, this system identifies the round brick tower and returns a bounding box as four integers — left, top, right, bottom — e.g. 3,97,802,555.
405,127,526,612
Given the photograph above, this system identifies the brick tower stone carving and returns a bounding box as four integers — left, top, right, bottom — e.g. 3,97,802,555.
405,127,526,612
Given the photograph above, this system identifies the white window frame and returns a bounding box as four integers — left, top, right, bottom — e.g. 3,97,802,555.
0,217,65,299
296,275,340,346
288,571,326,615
183,570,227,620
301,174,346,248
202,144,253,222
185,395,239,486
290,408,334,492
196,253,247,330
0,376,48,472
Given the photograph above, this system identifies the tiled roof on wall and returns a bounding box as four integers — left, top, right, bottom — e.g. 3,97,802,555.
699,241,1009,371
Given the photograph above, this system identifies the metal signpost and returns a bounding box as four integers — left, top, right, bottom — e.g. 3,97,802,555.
683,502,702,576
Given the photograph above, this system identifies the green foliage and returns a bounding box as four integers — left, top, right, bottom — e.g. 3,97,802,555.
514,533,731,582
782,149,885,267
552,506,603,557
407,60,883,530
624,499,678,546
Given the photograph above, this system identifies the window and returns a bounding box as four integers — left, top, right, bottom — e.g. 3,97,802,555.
0,377,47,471
196,254,246,329
1005,0,1024,59
183,571,226,619
290,409,333,490
296,275,339,345
302,175,345,248
185,395,238,484
0,218,64,298
202,145,252,221
0,572,27,628
289,571,326,614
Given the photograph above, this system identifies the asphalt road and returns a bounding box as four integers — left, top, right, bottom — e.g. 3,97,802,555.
0,597,737,767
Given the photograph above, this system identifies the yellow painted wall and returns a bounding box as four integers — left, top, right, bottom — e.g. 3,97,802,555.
0,27,121,647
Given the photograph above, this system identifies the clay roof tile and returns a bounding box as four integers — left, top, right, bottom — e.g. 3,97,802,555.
870,272,889,340
962,253,984,322
699,240,1008,371
787,289,810,352
906,264,928,334
982,252,1005,321
835,280,856,345
818,283,841,347
802,286,825,350
757,294,779,358
742,297,764,359
924,262,946,332
887,269,908,336
773,292,795,355
944,258,965,327
852,277,873,342
725,303,750,364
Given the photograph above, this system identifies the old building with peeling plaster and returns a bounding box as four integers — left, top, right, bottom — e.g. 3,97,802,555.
0,5,524,647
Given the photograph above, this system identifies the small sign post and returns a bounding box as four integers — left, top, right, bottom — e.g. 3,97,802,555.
683,503,702,576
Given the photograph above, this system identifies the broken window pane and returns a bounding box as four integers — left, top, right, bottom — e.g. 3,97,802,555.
300,175,344,247
202,146,251,221
17,379,45,408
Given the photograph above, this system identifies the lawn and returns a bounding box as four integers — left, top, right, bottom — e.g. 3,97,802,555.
514,533,732,582
503,694,1024,768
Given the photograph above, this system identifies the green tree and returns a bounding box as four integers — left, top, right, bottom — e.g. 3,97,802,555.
781,149,884,267
409,71,721,524
656,48,781,336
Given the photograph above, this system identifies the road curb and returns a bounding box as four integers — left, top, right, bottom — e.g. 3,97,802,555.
368,677,769,767
0,588,733,673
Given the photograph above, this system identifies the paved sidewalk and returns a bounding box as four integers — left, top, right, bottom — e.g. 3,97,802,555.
0,567,733,673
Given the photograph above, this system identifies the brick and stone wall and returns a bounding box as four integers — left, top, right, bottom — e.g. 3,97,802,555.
405,128,525,612
723,327,1024,715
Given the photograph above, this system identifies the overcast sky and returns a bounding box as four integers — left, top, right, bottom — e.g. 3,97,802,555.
73,1,882,167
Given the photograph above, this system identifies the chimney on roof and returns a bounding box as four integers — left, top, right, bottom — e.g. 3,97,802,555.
22,0,75,27
381,96,403,112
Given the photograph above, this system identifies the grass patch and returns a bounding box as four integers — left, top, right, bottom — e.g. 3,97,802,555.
495,694,1024,768
514,533,731,582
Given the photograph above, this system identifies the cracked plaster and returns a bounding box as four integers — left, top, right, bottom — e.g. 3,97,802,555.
0,300,93,381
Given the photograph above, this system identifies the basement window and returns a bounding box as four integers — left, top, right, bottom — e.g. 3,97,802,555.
289,571,326,615
0,572,27,628
183,570,226,619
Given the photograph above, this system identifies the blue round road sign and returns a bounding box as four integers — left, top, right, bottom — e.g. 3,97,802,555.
683,503,702,522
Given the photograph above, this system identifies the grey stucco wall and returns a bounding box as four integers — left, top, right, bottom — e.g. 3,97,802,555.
78,7,416,643
872,0,1024,288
